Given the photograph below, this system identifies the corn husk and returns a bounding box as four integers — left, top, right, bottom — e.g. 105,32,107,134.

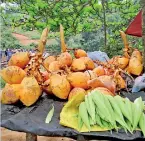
139,113,145,137
132,97,144,130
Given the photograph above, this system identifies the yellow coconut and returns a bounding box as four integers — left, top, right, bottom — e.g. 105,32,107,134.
19,76,42,106
80,57,95,70
68,87,86,100
57,52,72,68
43,56,56,71
0,66,26,84
1,83,22,104
48,61,61,72
74,49,87,58
84,70,96,80
67,72,89,89
71,58,86,71
50,74,71,99
93,66,105,76
8,52,30,69
128,49,143,75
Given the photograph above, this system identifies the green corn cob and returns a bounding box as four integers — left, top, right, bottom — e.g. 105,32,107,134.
102,94,116,128
132,97,144,130
78,112,83,130
125,98,133,124
85,95,91,117
95,109,103,127
91,91,112,123
115,96,132,124
139,113,145,137
89,115,95,126
106,95,130,131
88,93,96,123
79,102,90,131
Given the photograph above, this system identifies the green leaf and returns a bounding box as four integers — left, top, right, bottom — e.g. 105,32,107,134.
45,104,54,124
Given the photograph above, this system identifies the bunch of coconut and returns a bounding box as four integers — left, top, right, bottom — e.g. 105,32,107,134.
1,27,137,107
0,28,49,106
108,31,143,76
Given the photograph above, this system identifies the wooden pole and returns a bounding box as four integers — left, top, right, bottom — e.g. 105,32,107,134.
26,133,37,141
141,0,145,70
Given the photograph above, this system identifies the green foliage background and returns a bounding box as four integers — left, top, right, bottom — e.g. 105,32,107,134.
0,0,142,57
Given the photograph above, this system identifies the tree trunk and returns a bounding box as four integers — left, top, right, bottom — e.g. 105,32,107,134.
101,0,107,48
141,0,145,71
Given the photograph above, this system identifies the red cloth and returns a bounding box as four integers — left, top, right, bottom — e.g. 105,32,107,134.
125,10,142,37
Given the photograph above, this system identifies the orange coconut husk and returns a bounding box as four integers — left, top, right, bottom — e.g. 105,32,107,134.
50,74,71,99
67,72,89,89
71,58,86,72
128,49,143,75
19,76,42,106
93,66,105,76
43,56,56,71
80,57,95,70
74,49,87,58
0,66,26,84
1,83,22,104
88,77,106,89
68,87,87,100
88,75,116,94
42,79,53,95
93,87,114,96
48,61,61,72
98,75,116,94
84,70,96,80
41,71,50,81
57,52,72,68
114,70,126,90
8,52,30,69
110,56,129,69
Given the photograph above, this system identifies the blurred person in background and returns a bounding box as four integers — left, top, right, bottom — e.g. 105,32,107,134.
7,49,13,62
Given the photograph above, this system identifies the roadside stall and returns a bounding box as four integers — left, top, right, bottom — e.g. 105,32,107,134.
1,11,145,141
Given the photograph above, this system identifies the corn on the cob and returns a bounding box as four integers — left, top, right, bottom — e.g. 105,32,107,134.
132,97,144,130
88,93,96,123
101,119,113,129
115,96,132,124
91,91,112,123
89,115,95,126
79,102,90,131
85,95,91,116
78,112,83,130
139,113,145,137
125,98,133,124
106,95,130,131
102,94,116,127
95,109,103,127
126,119,133,133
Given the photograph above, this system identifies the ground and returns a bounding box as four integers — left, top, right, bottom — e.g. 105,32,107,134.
1,128,75,141
12,32,57,46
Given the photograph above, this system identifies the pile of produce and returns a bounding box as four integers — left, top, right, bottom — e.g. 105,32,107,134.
78,90,145,135
0,25,144,107
60,89,145,136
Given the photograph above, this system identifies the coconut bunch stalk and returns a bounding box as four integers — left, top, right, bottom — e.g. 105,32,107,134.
25,28,49,84
119,31,132,58
60,24,88,58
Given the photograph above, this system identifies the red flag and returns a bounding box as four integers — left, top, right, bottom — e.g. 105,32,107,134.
125,10,142,37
